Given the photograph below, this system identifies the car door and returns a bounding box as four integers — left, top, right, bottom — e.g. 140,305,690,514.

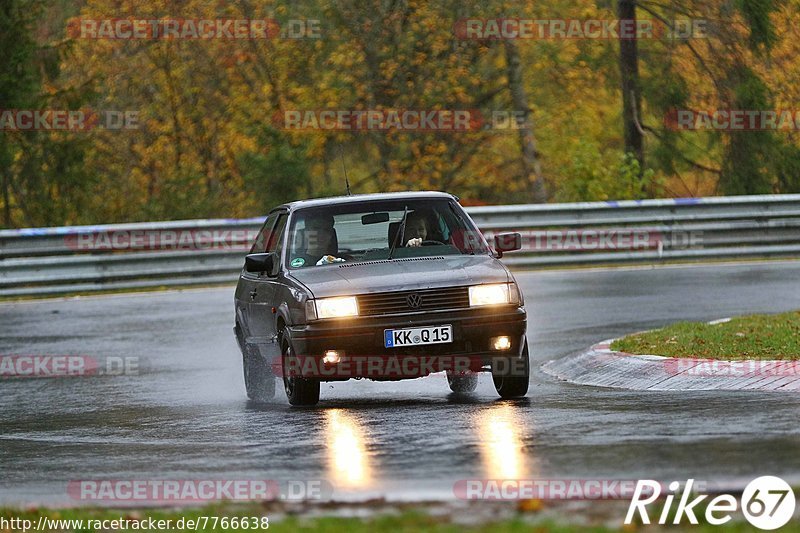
245,211,289,364
236,212,279,343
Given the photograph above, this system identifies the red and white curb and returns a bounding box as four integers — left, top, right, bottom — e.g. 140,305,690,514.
541,339,800,392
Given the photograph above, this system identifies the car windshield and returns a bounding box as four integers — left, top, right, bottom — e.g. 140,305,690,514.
286,198,489,268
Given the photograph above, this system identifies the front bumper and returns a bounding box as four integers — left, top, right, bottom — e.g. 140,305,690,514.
285,305,526,381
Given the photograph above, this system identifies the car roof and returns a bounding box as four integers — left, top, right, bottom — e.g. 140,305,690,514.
274,191,458,212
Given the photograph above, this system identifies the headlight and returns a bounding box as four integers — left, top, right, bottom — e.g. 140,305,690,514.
469,283,519,307
314,296,359,319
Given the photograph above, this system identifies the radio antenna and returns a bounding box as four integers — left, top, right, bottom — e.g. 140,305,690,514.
339,146,352,196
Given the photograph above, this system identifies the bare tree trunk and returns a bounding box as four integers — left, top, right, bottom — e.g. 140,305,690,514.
1,167,11,227
618,0,645,181
504,39,547,203
0,136,11,226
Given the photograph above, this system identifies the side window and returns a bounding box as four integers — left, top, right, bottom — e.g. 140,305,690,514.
250,213,279,253
267,214,288,276
266,214,288,253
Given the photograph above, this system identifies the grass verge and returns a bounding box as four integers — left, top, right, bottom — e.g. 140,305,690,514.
611,310,800,360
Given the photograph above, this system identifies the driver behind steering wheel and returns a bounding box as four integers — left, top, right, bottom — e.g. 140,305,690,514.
404,209,434,247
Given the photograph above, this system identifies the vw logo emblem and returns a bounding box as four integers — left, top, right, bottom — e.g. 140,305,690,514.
406,293,422,309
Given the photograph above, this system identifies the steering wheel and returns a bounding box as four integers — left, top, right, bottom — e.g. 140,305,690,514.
421,239,446,246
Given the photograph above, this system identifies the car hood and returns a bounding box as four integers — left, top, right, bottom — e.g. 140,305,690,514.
288,255,509,298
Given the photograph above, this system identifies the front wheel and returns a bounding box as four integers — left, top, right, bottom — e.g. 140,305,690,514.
492,339,530,398
281,334,320,406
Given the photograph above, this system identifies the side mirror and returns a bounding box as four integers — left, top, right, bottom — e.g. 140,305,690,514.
494,233,522,258
245,253,276,275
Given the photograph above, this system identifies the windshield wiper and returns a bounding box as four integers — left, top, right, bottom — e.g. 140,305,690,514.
387,205,408,260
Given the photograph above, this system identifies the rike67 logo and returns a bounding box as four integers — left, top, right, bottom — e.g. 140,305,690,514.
626,477,796,530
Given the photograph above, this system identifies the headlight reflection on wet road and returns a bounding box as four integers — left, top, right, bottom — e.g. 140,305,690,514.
476,404,529,480
324,409,372,489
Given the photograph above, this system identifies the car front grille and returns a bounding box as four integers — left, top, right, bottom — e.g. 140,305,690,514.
357,287,470,316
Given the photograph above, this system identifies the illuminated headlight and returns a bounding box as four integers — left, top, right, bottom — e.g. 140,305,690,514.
491,336,512,351
314,296,359,319
468,283,520,307
323,350,342,364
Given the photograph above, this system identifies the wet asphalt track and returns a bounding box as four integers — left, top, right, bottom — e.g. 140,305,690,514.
1,260,799,506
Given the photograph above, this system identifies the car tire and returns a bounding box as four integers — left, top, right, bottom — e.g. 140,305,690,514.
446,371,478,393
492,339,530,398
281,333,320,406
243,346,276,402
236,324,275,402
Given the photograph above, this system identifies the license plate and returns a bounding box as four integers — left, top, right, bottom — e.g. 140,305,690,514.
384,325,452,348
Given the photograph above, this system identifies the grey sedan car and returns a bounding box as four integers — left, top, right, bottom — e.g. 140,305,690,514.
234,191,527,405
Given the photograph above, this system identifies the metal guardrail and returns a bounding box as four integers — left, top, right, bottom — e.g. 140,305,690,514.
2,194,799,297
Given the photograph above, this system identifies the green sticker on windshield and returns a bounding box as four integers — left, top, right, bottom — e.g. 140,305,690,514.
291,257,305,267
